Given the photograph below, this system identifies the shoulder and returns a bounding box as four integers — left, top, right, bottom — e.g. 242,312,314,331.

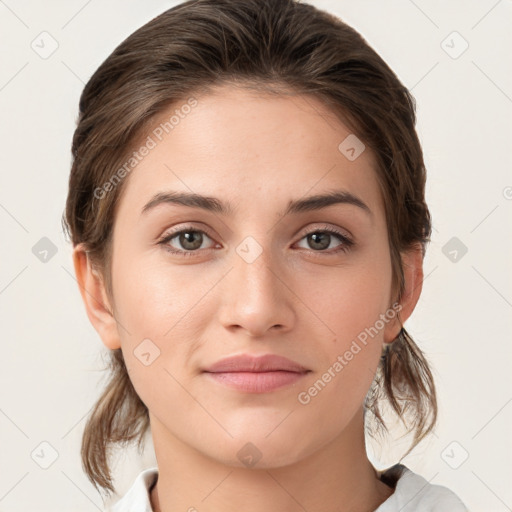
106,467,159,512
374,464,469,512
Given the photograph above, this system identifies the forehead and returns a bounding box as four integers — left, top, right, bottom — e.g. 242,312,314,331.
116,84,384,221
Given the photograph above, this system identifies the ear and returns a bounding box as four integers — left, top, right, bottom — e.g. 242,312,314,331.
72,244,121,350
383,243,424,344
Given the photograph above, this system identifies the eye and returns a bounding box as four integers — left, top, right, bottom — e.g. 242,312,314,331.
157,225,354,257
157,226,217,255
295,227,353,254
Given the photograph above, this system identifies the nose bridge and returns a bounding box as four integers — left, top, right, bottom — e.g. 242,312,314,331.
219,235,294,336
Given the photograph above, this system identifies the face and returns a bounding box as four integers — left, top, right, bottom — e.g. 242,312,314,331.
91,84,404,468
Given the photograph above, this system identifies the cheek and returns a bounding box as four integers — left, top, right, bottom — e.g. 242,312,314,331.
112,253,206,338
294,266,392,425
110,254,213,396
296,247,392,400
300,253,393,342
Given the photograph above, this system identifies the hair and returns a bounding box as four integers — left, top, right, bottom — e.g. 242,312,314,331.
63,0,437,496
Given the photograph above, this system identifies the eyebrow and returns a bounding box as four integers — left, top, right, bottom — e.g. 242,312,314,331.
141,189,372,218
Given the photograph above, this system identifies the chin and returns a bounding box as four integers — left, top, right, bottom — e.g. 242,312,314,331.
200,431,317,471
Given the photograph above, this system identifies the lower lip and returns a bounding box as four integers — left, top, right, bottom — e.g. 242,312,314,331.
204,371,309,393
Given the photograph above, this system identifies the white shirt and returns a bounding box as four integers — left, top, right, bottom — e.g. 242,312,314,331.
107,463,468,512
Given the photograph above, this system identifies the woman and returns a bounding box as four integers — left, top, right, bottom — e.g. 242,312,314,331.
63,0,469,510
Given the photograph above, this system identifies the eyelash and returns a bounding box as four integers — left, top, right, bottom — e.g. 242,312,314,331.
156,225,354,257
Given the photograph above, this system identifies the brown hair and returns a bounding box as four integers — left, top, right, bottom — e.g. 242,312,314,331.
63,0,437,495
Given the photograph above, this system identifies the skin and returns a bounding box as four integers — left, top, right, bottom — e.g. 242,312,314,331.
73,84,424,512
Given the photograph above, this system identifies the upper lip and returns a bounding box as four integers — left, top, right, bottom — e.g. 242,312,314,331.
203,354,309,373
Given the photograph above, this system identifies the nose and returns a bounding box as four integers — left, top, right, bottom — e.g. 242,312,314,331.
218,243,295,338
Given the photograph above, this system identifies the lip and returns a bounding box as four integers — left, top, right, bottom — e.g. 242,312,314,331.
203,354,310,394
203,354,309,373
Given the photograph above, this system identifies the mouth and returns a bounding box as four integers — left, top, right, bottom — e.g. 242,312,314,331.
202,353,311,393
204,370,310,393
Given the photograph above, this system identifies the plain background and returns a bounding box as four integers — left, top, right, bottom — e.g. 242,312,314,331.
1,1,511,510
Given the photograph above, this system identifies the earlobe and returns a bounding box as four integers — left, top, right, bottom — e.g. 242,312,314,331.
72,244,121,350
383,243,424,344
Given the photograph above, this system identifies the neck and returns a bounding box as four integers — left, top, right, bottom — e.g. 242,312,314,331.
149,407,394,512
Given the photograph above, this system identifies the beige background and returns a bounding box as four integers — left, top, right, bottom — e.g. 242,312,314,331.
1,0,511,510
